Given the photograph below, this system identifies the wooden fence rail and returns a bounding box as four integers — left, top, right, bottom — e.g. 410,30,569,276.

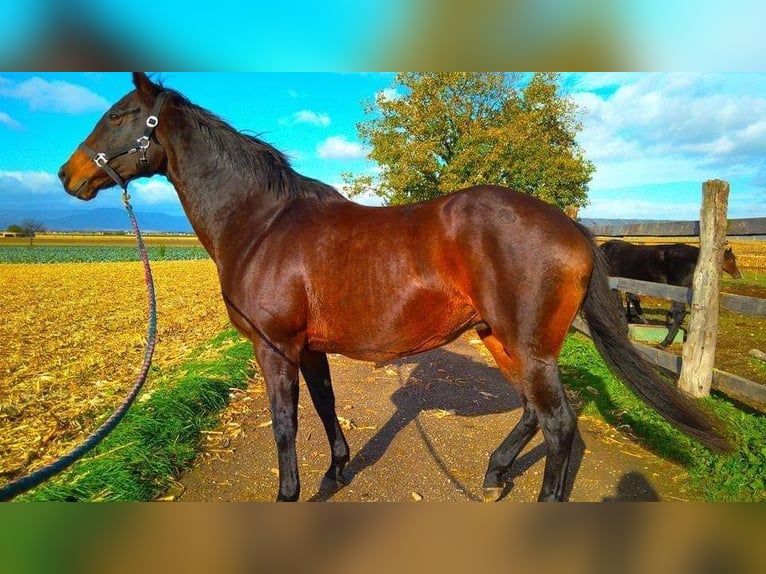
583,216,766,237
608,277,766,318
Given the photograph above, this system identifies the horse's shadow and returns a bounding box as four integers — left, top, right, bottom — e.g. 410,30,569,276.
310,346,586,501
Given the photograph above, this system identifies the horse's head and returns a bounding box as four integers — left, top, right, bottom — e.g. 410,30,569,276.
59,73,169,201
723,246,743,279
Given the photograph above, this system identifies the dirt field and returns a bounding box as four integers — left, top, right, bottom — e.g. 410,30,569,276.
0,259,229,480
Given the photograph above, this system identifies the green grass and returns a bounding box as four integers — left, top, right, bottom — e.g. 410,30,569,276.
0,245,209,264
560,333,766,502
18,328,252,502
722,269,766,290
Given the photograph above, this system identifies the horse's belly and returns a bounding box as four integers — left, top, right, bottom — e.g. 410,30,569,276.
306,291,478,362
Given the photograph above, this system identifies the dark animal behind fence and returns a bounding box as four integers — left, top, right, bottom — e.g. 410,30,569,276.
601,240,742,347
56,73,730,502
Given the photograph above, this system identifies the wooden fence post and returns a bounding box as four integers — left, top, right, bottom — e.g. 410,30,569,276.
679,180,730,397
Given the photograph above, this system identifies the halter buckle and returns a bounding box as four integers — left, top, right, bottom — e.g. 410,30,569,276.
136,136,151,151
94,153,109,167
146,116,159,128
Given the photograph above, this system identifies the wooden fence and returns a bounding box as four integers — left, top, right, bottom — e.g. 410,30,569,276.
576,185,766,412
581,216,766,238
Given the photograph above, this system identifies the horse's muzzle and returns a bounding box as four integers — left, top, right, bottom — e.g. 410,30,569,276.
59,164,98,200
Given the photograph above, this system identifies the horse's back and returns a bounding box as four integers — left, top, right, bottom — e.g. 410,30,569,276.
602,240,665,282
601,240,699,286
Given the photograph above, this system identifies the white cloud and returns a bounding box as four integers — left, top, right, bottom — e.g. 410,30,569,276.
130,178,177,204
317,136,368,160
573,73,766,191
289,110,331,126
0,170,58,192
0,111,21,129
0,76,109,114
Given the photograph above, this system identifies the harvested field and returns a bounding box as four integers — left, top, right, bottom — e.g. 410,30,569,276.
0,259,230,481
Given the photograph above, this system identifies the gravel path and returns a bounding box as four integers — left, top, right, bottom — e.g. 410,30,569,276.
177,334,697,502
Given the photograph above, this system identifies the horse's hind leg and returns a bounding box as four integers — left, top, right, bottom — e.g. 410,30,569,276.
531,358,577,501
488,353,575,501
479,330,576,501
300,349,350,491
482,399,539,501
478,332,541,502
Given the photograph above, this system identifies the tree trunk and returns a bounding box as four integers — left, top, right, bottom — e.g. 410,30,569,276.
679,180,729,397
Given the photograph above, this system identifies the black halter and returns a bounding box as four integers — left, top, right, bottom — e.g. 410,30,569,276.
79,91,169,189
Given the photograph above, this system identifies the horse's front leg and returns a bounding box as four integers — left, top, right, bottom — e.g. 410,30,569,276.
626,292,647,324
661,302,687,347
300,349,350,492
254,340,302,501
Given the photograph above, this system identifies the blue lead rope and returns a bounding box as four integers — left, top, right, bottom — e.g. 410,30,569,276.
0,191,157,502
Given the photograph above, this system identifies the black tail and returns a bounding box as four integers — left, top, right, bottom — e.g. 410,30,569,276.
575,223,731,454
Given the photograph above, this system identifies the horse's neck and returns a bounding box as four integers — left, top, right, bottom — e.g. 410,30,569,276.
159,122,289,262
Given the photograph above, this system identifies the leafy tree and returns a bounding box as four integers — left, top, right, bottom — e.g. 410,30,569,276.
20,219,47,247
6,224,23,234
344,72,594,209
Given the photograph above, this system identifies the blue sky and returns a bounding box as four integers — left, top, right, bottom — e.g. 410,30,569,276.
1,72,765,224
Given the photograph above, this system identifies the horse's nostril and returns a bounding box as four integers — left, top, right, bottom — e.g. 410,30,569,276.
58,165,67,182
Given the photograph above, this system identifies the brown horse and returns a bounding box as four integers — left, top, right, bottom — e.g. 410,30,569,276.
59,73,729,502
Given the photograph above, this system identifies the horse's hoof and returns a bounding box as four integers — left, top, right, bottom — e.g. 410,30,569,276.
320,472,348,494
483,486,504,503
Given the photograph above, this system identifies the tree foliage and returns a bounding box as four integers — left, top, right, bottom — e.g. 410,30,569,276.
344,73,594,209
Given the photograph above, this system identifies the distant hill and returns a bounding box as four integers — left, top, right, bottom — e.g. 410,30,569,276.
0,208,193,233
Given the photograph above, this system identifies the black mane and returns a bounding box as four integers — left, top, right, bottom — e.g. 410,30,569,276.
164,87,344,202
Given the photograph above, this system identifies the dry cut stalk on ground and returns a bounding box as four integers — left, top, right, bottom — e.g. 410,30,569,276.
0,259,229,480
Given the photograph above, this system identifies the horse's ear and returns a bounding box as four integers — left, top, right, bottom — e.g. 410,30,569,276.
132,72,161,102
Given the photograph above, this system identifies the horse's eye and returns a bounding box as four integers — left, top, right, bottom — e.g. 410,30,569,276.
108,112,120,121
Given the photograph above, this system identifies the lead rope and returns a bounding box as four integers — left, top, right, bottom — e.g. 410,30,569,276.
0,189,157,501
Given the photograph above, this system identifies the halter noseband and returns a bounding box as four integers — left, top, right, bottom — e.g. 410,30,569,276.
79,91,169,190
